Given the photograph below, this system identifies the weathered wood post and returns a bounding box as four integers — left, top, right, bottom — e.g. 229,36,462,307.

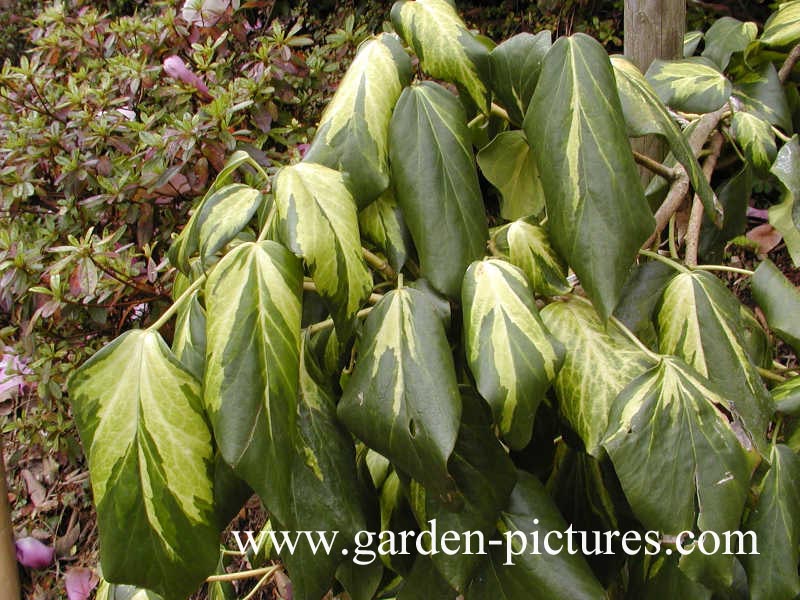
624,0,686,178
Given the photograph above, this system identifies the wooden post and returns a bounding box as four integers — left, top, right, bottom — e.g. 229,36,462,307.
0,441,21,599
624,0,686,180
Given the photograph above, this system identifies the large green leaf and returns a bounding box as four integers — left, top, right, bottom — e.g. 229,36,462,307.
398,557,459,599
752,258,800,355
769,194,800,266
743,444,800,600
304,34,411,206
733,63,792,132
69,329,217,599
613,261,678,344
540,298,651,457
525,34,654,320
461,259,564,449
698,166,753,263
494,220,570,296
488,31,552,125
684,31,704,57
760,0,800,47
168,183,262,273
171,290,206,380
645,57,732,114
421,389,517,591
771,135,800,226
277,343,369,600
731,111,776,173
701,17,757,70
773,376,800,415
465,471,606,600
358,188,412,272
657,271,774,454
603,358,753,565
391,0,491,113
389,82,488,297
95,578,163,600
611,56,721,225
274,162,372,337
203,241,302,524
337,287,462,498
476,131,544,221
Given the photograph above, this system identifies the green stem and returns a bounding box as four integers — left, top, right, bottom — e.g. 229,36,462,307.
307,306,374,335
609,314,661,364
206,564,280,584
147,274,206,332
692,264,754,277
758,366,787,383
363,247,396,280
668,214,679,260
638,249,690,273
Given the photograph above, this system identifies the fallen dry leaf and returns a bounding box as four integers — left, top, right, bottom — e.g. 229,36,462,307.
747,223,783,255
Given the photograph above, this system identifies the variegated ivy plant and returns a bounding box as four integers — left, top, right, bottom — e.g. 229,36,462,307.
71,1,800,599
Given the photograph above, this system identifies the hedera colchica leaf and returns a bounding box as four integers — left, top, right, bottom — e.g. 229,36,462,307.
769,139,800,265
603,358,753,546
303,33,411,206
730,111,776,174
203,241,302,525
733,63,793,132
358,188,412,272
610,56,721,225
701,17,757,70
68,329,218,599
760,1,800,47
337,286,462,499
171,290,206,380
274,162,373,338
461,259,564,449
493,220,571,297
391,0,491,113
465,471,606,600
389,82,488,298
698,166,753,264
743,444,800,600
540,298,650,457
524,34,654,320
657,270,774,454
488,31,552,125
168,183,262,273
752,258,800,355
476,130,544,221
684,30,704,57
645,57,732,114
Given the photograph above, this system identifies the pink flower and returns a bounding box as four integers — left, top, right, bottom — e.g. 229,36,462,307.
15,537,54,569
0,347,30,403
65,567,99,600
163,56,212,101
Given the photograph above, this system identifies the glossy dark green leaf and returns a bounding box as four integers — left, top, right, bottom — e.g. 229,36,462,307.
770,136,800,243
277,343,369,600
274,162,373,337
304,33,411,206
398,556,459,600
489,31,552,125
477,131,544,221
701,17,757,70
613,260,677,342
733,63,792,132
731,111,776,173
204,241,302,524
424,389,517,590
168,183,261,273
493,220,570,296
69,330,217,599
525,35,654,319
760,1,800,47
358,188,412,272
646,57,732,114
336,560,384,600
698,166,753,264
772,376,800,415
603,358,753,554
633,554,712,600
743,444,800,600
465,471,606,600
540,298,651,457
95,578,163,600
752,258,800,355
462,259,564,449
389,82,488,297
171,290,206,380
391,0,491,112
657,270,774,454
338,287,462,497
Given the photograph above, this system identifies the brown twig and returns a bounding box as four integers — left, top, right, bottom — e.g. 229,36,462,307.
633,151,681,181
685,131,725,266
779,42,800,84
362,247,396,280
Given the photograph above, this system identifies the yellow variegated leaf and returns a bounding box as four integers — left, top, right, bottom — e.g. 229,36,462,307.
494,220,571,296
358,187,412,271
731,111,777,174
761,0,800,47
338,287,462,499
204,241,302,524
645,57,732,114
462,259,564,449
391,0,491,113
274,162,372,338
171,290,206,380
304,33,411,206
540,298,651,457
68,330,217,599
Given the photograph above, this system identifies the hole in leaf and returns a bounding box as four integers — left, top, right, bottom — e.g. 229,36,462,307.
408,419,417,438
